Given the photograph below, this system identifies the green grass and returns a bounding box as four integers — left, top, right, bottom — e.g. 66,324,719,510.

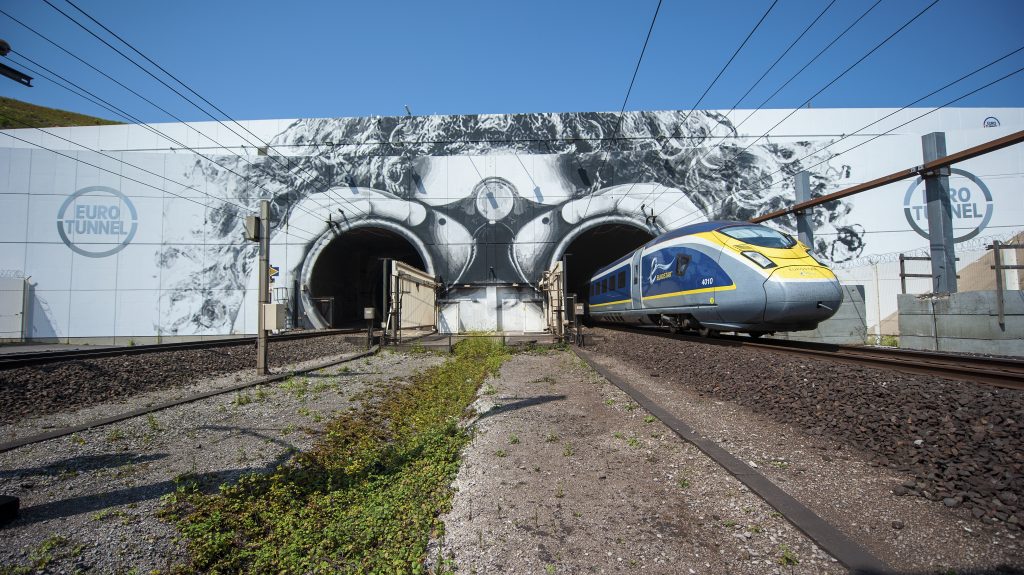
161,337,509,574
0,97,122,130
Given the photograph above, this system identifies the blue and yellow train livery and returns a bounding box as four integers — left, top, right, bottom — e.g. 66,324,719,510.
586,221,843,336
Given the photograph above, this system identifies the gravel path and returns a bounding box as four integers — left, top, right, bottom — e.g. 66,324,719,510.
438,349,843,574
0,333,362,425
0,349,443,574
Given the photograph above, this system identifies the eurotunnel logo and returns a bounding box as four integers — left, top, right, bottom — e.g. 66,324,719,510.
56,186,138,258
903,169,993,243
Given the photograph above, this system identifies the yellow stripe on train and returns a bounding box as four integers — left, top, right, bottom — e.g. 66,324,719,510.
590,298,632,308
642,284,737,301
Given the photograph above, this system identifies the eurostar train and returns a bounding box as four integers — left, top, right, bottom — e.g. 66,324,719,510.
585,221,843,336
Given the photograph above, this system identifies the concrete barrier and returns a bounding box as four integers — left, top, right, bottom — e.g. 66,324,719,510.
773,285,868,345
898,291,1024,356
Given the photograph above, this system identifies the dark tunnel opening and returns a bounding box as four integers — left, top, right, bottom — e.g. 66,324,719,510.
308,227,425,327
564,224,654,302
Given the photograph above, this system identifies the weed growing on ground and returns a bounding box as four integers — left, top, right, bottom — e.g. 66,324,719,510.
677,478,691,489
612,432,624,439
106,428,125,442
280,377,310,400
603,399,615,407
545,564,556,574
146,414,161,432
626,436,641,448
643,415,656,424
770,460,789,469
625,402,637,412
255,388,270,402
509,434,520,445
233,393,253,406
1,535,86,574
545,433,560,443
161,338,509,574
495,449,508,458
70,433,86,446
562,444,574,457
483,383,497,395
778,544,799,566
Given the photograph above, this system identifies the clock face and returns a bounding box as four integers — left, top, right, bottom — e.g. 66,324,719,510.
473,177,517,222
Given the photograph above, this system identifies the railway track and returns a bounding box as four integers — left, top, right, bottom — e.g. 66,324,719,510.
597,325,1024,390
0,329,364,370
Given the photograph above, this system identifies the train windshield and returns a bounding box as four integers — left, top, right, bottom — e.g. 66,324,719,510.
719,225,796,249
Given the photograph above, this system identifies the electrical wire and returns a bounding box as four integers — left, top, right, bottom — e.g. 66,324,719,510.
0,112,322,243
682,43,1024,223
1,47,330,224
2,53,328,225
677,0,779,129
34,0,350,217
663,62,1024,230
653,0,936,222
54,0,369,218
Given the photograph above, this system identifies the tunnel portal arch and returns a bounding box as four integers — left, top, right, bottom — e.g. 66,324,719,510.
300,220,433,329
548,217,657,300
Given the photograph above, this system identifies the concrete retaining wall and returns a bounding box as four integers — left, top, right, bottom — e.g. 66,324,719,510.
774,285,868,345
898,291,1024,356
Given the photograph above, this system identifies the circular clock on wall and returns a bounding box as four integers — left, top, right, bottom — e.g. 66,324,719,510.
473,177,517,222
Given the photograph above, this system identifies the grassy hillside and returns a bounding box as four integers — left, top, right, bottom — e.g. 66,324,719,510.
0,96,122,129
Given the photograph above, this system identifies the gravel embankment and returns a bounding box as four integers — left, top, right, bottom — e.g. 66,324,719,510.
588,328,1024,530
0,334,361,425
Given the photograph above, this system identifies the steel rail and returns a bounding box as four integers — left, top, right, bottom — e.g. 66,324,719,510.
598,325,1024,390
750,130,1024,223
0,329,364,370
0,346,378,454
573,347,891,574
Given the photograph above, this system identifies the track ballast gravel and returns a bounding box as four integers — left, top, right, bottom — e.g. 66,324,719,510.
588,327,1024,530
0,334,361,425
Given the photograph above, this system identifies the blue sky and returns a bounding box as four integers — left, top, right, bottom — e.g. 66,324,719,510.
1,0,1022,122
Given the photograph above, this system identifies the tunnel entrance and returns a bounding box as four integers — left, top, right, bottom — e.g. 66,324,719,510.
564,224,654,302
307,227,425,327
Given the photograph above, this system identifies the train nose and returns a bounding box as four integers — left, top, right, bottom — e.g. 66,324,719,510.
762,267,844,325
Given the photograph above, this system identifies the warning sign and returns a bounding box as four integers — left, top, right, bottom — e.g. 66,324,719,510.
270,265,280,284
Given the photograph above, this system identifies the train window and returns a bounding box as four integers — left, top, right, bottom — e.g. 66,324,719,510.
634,265,638,284
617,271,626,289
676,254,691,277
602,279,608,293
720,225,796,248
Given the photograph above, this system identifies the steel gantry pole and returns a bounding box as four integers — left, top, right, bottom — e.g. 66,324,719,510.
921,132,957,293
257,199,270,374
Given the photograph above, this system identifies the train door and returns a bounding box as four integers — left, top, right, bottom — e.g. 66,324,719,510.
630,250,644,310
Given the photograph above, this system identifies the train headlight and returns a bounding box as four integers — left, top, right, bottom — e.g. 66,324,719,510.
741,250,776,269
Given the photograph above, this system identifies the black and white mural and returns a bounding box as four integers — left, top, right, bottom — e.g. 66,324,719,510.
1,107,1020,338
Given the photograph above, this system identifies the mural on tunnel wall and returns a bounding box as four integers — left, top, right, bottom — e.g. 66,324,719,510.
0,107,1021,338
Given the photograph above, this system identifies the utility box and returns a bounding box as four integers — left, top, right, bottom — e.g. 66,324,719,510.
244,216,260,241
364,307,376,320
263,303,286,331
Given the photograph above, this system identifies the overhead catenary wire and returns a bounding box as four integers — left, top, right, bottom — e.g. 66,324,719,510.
580,0,664,221
0,112,322,243
663,62,1024,230
653,0,940,223
34,0,357,218
0,9,344,225
638,0,839,210
676,0,780,130
0,46,331,225
666,43,1024,228
53,0,370,219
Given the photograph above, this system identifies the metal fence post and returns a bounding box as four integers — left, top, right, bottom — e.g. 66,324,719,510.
993,240,1005,328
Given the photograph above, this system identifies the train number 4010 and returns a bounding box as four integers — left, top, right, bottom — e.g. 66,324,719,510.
701,277,714,286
